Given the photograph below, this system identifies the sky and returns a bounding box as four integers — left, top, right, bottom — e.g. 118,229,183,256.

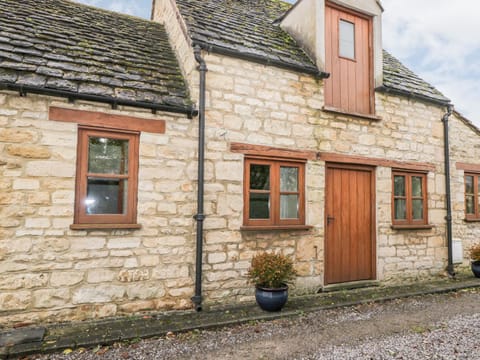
74,0,480,126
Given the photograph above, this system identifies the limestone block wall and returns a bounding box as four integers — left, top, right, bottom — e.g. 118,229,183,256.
192,50,454,304
2,49,478,324
0,92,198,325
448,114,480,264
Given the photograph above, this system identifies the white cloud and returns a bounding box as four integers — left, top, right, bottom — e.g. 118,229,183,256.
382,0,480,124
73,0,149,18
107,2,146,17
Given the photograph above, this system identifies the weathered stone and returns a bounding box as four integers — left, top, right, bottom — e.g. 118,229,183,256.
0,292,31,311
117,269,149,282
208,252,227,264
87,269,117,283
33,288,70,308
25,161,75,177
72,286,125,304
0,128,34,143
7,145,51,159
50,271,84,287
152,265,189,280
107,238,141,249
0,273,48,290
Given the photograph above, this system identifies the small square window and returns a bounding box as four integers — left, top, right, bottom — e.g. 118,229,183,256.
392,171,428,226
244,158,305,227
74,126,139,227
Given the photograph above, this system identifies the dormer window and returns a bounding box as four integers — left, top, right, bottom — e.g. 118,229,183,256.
280,0,383,117
324,3,374,116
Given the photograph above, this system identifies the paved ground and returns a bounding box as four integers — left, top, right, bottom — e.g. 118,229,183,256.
27,288,480,359
1,273,479,359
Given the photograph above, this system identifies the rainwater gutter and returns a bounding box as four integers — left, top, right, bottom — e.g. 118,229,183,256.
192,41,330,79
442,104,455,277
192,44,207,311
0,82,197,117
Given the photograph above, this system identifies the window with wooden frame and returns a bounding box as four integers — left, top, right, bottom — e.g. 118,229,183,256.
465,173,480,220
243,157,306,228
72,126,140,229
392,171,429,227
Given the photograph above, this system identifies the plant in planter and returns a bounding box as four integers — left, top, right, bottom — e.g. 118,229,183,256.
469,243,480,278
247,252,297,311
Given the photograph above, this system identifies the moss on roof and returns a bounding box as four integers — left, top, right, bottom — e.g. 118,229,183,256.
0,0,191,111
175,0,449,105
175,0,318,73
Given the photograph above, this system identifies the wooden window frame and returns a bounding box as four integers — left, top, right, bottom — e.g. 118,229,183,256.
464,172,480,221
72,125,140,229
391,170,429,228
243,157,306,229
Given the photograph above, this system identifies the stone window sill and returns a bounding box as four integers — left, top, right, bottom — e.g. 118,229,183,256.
391,224,433,230
240,225,313,231
464,218,480,223
70,223,142,230
322,106,382,121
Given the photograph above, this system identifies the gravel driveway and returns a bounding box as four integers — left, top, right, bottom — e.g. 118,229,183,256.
27,288,480,359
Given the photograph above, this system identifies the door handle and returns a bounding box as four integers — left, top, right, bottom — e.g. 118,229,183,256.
327,215,335,225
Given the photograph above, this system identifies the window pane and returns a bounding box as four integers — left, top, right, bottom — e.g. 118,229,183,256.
465,175,474,194
280,167,298,192
250,164,270,190
249,193,270,219
466,195,475,214
412,199,423,220
88,137,129,174
280,194,299,219
339,19,355,59
394,199,406,220
412,176,423,197
86,178,127,214
394,176,405,196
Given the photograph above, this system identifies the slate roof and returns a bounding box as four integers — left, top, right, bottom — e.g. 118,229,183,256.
0,0,193,114
381,50,450,105
174,0,319,75
174,0,449,105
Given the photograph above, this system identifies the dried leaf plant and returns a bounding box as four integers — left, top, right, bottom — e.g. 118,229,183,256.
469,243,480,262
247,252,297,288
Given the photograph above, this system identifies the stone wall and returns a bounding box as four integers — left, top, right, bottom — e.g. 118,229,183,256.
192,52,454,299
2,21,480,323
0,93,198,324
449,114,480,263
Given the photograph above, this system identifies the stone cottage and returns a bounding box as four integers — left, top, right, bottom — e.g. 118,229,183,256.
1,0,479,324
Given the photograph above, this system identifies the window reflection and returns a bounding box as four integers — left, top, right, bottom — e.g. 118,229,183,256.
86,178,127,214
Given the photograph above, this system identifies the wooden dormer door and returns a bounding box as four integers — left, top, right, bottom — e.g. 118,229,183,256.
325,2,373,115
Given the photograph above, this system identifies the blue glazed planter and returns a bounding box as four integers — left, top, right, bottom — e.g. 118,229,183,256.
255,285,288,312
471,261,480,278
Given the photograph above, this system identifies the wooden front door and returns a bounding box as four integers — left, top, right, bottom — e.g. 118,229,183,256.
325,164,376,285
324,2,373,115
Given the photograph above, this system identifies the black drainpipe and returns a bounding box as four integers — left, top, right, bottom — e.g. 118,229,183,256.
192,45,207,311
442,104,455,277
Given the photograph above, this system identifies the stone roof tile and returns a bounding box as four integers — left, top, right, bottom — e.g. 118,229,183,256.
0,0,192,112
175,0,449,105
175,0,319,74
382,50,449,104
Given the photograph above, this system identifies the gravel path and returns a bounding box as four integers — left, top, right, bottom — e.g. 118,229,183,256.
27,288,480,360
